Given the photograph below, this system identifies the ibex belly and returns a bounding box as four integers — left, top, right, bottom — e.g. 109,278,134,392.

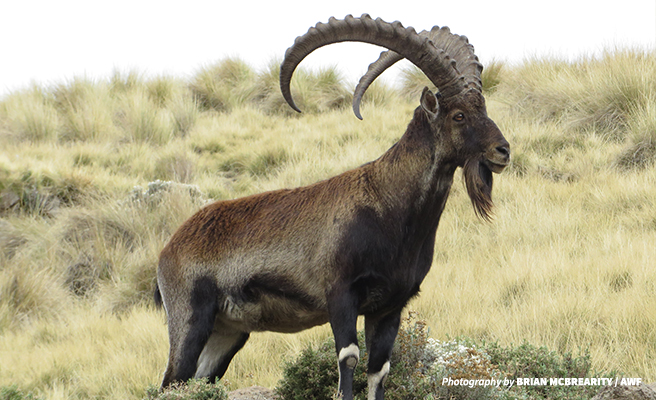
219,289,329,333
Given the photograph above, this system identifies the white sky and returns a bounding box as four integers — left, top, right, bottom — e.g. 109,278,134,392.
1,0,655,99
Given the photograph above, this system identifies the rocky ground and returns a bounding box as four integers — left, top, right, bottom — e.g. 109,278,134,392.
228,386,277,400
591,383,656,400
227,383,656,400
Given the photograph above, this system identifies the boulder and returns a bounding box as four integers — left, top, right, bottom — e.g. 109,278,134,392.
592,383,656,400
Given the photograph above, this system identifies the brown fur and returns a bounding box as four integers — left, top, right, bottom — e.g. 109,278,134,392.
155,88,509,392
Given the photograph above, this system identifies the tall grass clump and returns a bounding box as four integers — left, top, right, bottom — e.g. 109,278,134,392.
495,48,656,170
306,67,350,112
56,182,206,313
0,87,61,142
190,57,257,112
109,69,144,94
252,60,350,116
0,163,94,216
498,48,656,140
481,60,505,93
351,80,400,119
1,72,198,146
399,65,438,101
189,57,350,115
0,260,70,331
0,180,206,330
52,77,118,141
249,60,295,116
112,74,197,144
113,88,175,144
616,98,656,170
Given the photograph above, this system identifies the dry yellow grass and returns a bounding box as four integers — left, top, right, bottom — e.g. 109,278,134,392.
1,50,655,399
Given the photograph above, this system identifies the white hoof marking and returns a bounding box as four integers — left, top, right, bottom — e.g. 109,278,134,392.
367,361,390,400
338,343,359,366
337,343,359,391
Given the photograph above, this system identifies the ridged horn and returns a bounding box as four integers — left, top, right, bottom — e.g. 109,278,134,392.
280,14,465,116
352,25,483,119
352,50,404,120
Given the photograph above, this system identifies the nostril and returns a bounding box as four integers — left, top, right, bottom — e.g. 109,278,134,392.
496,146,510,157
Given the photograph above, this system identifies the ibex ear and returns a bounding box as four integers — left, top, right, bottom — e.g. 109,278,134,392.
420,87,439,119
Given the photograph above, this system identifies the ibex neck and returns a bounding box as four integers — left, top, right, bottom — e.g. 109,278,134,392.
368,129,457,223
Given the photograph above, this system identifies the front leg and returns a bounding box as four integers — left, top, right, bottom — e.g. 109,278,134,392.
328,287,360,400
364,311,401,400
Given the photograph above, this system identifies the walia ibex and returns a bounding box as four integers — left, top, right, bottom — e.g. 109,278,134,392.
155,14,510,400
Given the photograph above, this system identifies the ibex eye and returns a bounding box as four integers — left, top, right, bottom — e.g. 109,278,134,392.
453,113,465,122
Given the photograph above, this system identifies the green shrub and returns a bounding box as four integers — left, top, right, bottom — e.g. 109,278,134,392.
276,336,361,400
276,313,615,400
484,341,612,400
144,379,228,400
275,313,507,400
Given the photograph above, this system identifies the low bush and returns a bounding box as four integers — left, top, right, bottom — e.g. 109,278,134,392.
144,379,228,400
276,313,613,400
485,341,613,400
275,313,507,400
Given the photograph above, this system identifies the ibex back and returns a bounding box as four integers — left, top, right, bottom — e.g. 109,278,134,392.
155,14,510,400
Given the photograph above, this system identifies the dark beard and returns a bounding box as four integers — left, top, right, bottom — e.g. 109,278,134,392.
463,158,494,221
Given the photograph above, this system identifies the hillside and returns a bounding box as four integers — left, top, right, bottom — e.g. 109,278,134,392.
1,49,655,399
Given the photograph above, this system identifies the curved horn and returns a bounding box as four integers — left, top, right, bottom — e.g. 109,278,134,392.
352,50,404,120
352,26,483,119
280,14,465,115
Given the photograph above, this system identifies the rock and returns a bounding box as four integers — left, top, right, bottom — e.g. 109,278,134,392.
228,386,277,400
592,383,656,400
124,180,206,206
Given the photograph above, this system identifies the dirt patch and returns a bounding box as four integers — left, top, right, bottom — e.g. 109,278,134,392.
228,386,277,400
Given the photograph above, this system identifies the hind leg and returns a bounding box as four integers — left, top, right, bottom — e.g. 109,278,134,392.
160,277,221,388
195,326,250,381
364,311,401,400
328,287,360,400
160,299,217,388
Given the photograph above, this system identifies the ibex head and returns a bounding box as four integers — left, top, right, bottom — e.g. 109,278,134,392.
280,14,510,219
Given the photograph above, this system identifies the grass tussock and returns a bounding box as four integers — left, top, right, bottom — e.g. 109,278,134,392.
499,48,656,138
189,57,355,116
0,48,655,399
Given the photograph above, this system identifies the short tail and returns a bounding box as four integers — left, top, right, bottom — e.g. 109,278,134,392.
154,282,163,308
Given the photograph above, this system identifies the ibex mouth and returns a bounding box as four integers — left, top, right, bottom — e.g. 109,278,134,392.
484,159,509,174
484,145,510,174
